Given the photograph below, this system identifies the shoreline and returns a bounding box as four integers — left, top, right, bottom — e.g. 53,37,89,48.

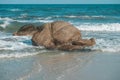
0,52,120,80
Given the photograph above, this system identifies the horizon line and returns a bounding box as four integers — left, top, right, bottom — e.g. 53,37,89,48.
0,3,120,5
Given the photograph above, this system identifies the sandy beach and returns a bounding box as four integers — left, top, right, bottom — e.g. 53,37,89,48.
0,51,120,80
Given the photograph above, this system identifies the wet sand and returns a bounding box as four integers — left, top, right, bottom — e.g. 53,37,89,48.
0,51,120,80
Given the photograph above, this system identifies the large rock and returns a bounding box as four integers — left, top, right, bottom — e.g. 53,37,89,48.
13,24,38,36
32,21,95,50
32,21,82,48
51,21,82,45
58,38,95,50
13,21,96,50
32,23,55,48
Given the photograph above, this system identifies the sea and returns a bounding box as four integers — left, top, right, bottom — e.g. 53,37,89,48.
0,4,120,80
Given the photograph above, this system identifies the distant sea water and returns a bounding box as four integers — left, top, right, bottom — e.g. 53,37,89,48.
0,4,120,80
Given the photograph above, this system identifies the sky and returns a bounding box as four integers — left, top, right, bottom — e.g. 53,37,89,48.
0,0,120,4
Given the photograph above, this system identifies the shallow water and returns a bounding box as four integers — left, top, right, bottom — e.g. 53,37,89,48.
0,52,120,80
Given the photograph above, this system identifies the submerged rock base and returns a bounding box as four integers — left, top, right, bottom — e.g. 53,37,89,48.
13,21,96,50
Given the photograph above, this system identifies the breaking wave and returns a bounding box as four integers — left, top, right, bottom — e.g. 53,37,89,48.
0,17,53,23
0,17,53,28
0,35,46,58
0,36,32,50
0,17,14,28
63,15,106,19
91,38,120,52
15,19,53,23
0,21,10,28
52,15,120,20
76,23,120,32
0,31,120,59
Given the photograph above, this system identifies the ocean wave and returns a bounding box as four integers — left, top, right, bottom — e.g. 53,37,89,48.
19,13,28,18
15,19,53,23
0,17,54,28
76,23,120,32
0,35,46,51
0,17,13,21
0,40,30,50
0,17,14,28
53,15,120,20
0,36,32,50
0,21,10,28
0,52,38,58
0,32,120,58
91,38,120,52
0,35,46,58
0,17,53,23
0,50,46,58
8,9,23,12
64,15,106,19
52,15,106,19
37,17,52,20
15,20,53,23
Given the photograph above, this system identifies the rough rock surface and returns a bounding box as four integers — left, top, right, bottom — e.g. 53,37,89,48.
32,21,95,50
13,21,96,50
13,24,38,36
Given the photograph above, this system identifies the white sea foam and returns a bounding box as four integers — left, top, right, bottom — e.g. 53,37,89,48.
56,15,106,19
19,13,28,18
0,48,47,58
0,35,47,58
0,21,10,28
76,23,120,32
38,19,53,23
0,17,54,28
0,17,13,21
0,35,45,51
101,48,120,52
37,17,53,20
0,36,33,50
0,52,38,58
15,19,53,23
0,17,14,28
0,40,30,50
91,38,120,52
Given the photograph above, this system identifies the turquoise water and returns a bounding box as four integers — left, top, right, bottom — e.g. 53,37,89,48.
0,4,120,80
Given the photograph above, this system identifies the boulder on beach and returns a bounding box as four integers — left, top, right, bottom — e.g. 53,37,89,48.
13,21,96,50
13,24,38,36
32,21,95,50
32,21,81,47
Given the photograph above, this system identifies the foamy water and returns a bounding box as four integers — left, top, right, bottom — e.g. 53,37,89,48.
0,16,120,32
0,33,46,58
0,21,120,58
0,17,54,29
0,29,120,59
76,23,120,32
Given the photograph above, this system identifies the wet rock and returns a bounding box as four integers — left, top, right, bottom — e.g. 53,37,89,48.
32,21,95,50
13,24,38,36
13,21,96,50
